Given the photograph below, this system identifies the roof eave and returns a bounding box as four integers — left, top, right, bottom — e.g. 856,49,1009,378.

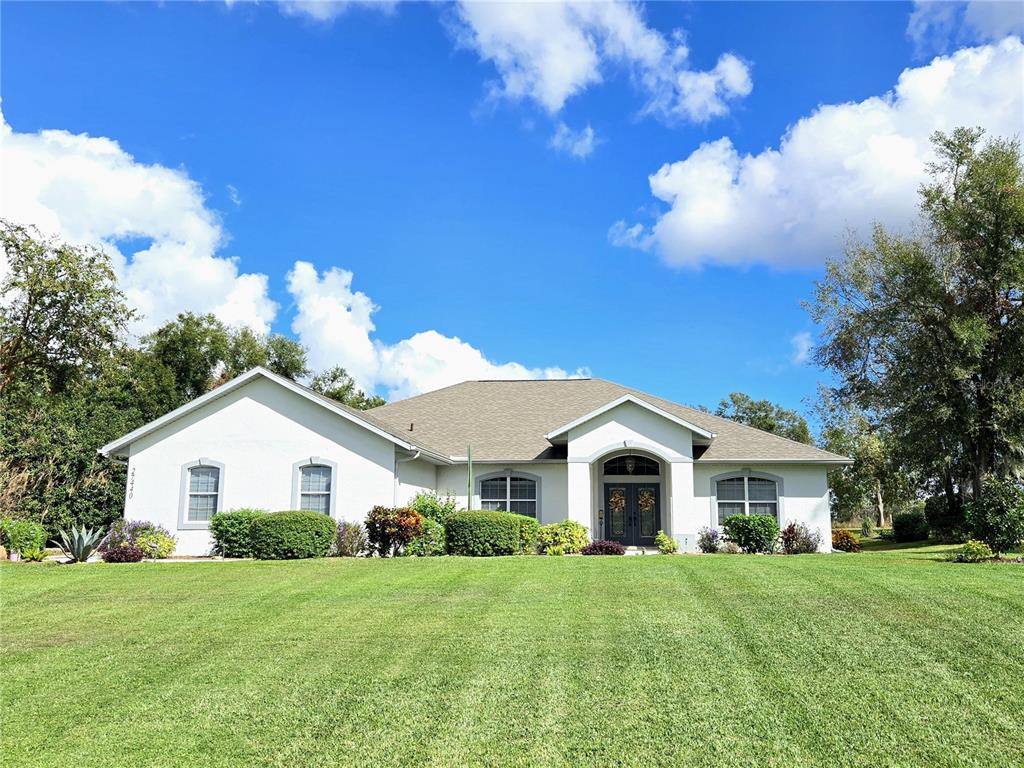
696,457,854,465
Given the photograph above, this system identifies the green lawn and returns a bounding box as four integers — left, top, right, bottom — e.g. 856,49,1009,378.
2,550,1022,767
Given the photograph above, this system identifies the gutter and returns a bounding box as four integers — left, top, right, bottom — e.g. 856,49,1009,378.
393,449,422,506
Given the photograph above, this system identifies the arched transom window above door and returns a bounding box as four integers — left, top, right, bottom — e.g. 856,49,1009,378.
715,476,778,525
603,455,659,476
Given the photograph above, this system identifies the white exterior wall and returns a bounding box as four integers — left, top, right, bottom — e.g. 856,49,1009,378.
124,377,399,555
692,463,832,553
435,463,569,524
395,458,437,507
565,400,695,545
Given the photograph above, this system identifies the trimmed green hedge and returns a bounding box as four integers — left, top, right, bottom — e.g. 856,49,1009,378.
210,508,265,558
723,514,779,554
445,511,540,556
892,509,929,543
249,511,335,560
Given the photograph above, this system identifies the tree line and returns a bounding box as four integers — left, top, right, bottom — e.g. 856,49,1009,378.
0,220,381,534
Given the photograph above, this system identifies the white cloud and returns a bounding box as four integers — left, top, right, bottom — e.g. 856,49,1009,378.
908,1,1024,55
0,111,277,335
790,332,812,365
227,184,242,206
549,121,599,158
287,261,587,399
276,0,396,23
448,0,751,123
611,38,1024,268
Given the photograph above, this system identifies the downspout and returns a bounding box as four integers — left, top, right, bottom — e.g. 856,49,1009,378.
394,449,422,507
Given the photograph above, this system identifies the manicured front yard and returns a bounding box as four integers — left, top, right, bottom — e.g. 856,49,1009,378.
2,551,1022,767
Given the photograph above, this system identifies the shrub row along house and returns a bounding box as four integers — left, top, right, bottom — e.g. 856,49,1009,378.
99,368,850,556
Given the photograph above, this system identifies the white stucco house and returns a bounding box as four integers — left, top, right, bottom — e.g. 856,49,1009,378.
100,367,850,555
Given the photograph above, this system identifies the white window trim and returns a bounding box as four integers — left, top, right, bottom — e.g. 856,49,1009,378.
178,458,225,530
709,470,785,528
475,470,541,519
291,457,338,517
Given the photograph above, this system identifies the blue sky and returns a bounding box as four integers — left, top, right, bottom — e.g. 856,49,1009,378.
2,1,1022,418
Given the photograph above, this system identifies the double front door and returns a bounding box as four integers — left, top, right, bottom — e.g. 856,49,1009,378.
603,483,660,547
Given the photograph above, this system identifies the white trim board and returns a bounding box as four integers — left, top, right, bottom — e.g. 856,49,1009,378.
544,394,716,441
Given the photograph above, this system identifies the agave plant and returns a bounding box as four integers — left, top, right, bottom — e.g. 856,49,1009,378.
54,525,104,563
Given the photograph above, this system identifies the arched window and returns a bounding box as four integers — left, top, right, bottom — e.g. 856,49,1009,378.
299,465,333,515
716,475,778,525
479,472,538,518
603,455,660,476
187,466,220,521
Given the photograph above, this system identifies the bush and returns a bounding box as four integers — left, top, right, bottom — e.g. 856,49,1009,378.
859,517,874,538
965,477,1024,555
581,539,626,555
925,493,964,541
249,511,335,560
335,520,369,557
537,520,590,554
892,509,929,542
103,543,144,563
831,529,861,552
946,539,994,563
720,541,741,554
210,508,265,558
445,511,538,557
546,544,566,556
403,518,446,557
516,515,541,554
723,515,779,554
654,530,678,554
365,506,423,557
21,545,47,562
100,520,176,559
781,522,822,555
696,527,720,553
0,519,47,555
134,529,176,559
408,490,458,525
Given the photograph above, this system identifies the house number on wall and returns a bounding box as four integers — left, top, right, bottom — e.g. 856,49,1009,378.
128,467,135,500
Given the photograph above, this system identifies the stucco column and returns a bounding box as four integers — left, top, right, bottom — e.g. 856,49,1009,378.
669,460,695,552
567,460,593,536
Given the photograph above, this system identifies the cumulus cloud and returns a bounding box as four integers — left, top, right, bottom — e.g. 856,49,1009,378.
611,38,1024,268
549,121,599,158
287,261,587,399
0,112,277,335
448,0,752,122
908,1,1024,55
790,332,812,365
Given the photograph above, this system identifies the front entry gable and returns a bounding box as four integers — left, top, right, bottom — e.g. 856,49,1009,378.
556,396,712,463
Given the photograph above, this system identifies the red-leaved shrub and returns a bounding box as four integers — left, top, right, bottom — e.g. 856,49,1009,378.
831,529,861,553
365,506,423,557
581,540,626,555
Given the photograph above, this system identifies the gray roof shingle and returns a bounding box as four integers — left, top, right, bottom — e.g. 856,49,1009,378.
366,378,849,464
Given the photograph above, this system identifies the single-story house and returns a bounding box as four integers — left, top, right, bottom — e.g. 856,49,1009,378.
100,367,850,555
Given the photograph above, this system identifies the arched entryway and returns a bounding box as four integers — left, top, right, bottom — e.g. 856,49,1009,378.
598,451,663,547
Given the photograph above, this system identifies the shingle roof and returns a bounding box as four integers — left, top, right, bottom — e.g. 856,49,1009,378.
367,378,849,464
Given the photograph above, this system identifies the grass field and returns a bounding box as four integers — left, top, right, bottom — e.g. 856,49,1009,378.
2,548,1022,767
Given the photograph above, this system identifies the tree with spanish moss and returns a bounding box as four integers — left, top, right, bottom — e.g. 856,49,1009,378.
809,128,1024,523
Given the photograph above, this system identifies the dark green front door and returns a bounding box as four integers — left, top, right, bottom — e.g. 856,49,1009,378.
604,483,660,547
